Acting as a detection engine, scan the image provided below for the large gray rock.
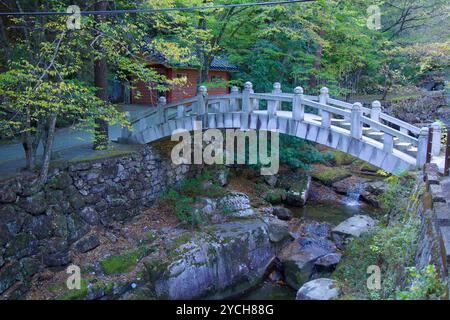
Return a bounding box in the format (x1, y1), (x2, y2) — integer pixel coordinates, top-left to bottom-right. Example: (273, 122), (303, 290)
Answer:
(272, 206), (293, 221)
(278, 173), (311, 207)
(261, 215), (291, 243)
(314, 253), (342, 272)
(296, 278), (340, 300)
(280, 236), (336, 290)
(147, 219), (276, 300)
(331, 215), (377, 248)
(217, 193), (256, 218)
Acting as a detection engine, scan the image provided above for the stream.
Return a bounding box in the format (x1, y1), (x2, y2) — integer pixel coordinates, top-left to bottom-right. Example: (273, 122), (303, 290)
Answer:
(240, 197), (372, 300)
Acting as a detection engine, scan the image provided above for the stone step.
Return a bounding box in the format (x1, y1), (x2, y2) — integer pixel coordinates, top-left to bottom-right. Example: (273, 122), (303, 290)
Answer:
(395, 142), (412, 152)
(405, 147), (418, 157)
(434, 202), (450, 226)
(366, 131), (384, 142)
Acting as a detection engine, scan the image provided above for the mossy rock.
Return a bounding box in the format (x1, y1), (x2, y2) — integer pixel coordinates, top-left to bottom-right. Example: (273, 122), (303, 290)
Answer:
(311, 165), (351, 186)
(333, 151), (355, 166)
(100, 246), (149, 275)
(265, 189), (286, 204)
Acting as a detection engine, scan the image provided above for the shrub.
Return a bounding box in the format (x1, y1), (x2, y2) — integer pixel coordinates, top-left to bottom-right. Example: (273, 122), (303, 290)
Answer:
(397, 265), (447, 300)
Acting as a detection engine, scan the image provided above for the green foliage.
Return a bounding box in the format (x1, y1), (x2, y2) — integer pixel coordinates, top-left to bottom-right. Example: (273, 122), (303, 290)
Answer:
(265, 189), (286, 204)
(334, 174), (427, 300)
(100, 247), (149, 275)
(397, 265), (447, 300)
(279, 135), (331, 169)
(333, 151), (355, 166)
(160, 170), (228, 227)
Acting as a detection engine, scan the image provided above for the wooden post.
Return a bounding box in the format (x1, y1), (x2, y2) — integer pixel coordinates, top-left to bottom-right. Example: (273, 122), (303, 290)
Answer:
(431, 121), (441, 157)
(351, 102), (363, 139)
(230, 86), (239, 112)
(196, 86), (207, 115)
(371, 101), (381, 122)
(242, 81), (252, 113)
(268, 82), (281, 116)
(417, 127), (429, 168)
(319, 87), (331, 128)
(292, 86), (304, 121)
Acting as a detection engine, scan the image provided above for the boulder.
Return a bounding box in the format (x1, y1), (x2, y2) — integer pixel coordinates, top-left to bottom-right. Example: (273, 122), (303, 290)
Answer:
(264, 175), (278, 187)
(331, 215), (377, 248)
(272, 206), (293, 221)
(217, 193), (255, 218)
(76, 235), (100, 253)
(148, 219), (276, 300)
(262, 216), (291, 243)
(18, 192), (47, 215)
(332, 176), (367, 195)
(278, 173), (311, 207)
(314, 253), (342, 272)
(280, 236), (336, 290)
(79, 207), (100, 225)
(296, 278), (340, 300)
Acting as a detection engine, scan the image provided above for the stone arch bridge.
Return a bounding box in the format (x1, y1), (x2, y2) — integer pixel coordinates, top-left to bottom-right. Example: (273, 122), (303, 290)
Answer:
(120, 82), (443, 175)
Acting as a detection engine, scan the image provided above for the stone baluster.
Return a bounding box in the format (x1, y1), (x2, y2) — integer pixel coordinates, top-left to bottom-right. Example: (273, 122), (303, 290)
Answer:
(383, 133), (394, 153)
(319, 87), (331, 128)
(196, 86), (207, 115)
(371, 101), (381, 122)
(431, 121), (442, 157)
(292, 86), (304, 121)
(242, 82), (253, 113)
(230, 86), (239, 112)
(351, 102), (363, 139)
(176, 104), (185, 119)
(268, 82), (281, 116)
(417, 127), (429, 168)
(157, 96), (166, 124)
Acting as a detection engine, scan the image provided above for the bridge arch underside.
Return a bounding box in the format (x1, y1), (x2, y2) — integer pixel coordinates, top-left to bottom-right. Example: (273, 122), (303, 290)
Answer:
(130, 111), (417, 175)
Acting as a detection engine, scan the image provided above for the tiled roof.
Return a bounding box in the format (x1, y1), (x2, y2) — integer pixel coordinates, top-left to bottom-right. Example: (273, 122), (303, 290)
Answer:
(142, 37), (239, 72)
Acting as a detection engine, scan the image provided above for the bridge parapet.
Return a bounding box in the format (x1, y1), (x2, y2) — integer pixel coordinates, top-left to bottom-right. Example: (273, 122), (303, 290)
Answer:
(121, 82), (442, 174)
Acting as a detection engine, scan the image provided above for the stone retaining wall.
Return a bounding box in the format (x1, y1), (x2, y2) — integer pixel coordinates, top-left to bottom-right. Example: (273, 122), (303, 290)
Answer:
(415, 163), (450, 298)
(0, 143), (196, 299)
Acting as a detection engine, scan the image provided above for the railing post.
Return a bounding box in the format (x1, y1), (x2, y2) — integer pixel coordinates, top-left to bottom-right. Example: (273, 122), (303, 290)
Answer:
(371, 101), (381, 122)
(176, 104), (185, 119)
(292, 86), (304, 121)
(157, 96), (166, 124)
(230, 86), (239, 112)
(417, 127), (429, 168)
(196, 86), (207, 115)
(444, 126), (450, 176)
(242, 81), (253, 113)
(431, 121), (442, 157)
(383, 134), (394, 154)
(268, 82), (281, 116)
(319, 87), (331, 128)
(351, 102), (363, 139)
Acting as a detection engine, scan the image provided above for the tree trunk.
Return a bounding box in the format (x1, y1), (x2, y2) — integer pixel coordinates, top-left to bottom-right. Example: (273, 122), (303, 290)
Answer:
(39, 114), (56, 184)
(309, 30), (325, 89)
(93, 0), (109, 150)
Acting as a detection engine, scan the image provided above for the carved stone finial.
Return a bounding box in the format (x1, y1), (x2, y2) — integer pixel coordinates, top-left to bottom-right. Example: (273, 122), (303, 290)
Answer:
(320, 87), (329, 95)
(352, 102), (362, 110)
(158, 96), (167, 104)
(198, 86), (207, 95)
(244, 81), (253, 91)
(273, 82), (281, 90)
(372, 100), (381, 109)
(231, 86), (239, 93)
(294, 86), (304, 95)
(420, 127), (429, 136)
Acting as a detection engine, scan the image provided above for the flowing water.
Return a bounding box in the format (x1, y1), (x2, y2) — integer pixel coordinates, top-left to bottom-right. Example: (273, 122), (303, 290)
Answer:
(240, 195), (371, 300)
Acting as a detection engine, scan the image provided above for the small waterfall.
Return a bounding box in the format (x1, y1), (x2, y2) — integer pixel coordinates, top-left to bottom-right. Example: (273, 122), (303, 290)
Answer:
(344, 183), (364, 207)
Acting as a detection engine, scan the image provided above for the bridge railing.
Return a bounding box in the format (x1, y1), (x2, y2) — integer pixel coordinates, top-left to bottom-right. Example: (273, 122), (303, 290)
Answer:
(125, 81), (439, 168)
